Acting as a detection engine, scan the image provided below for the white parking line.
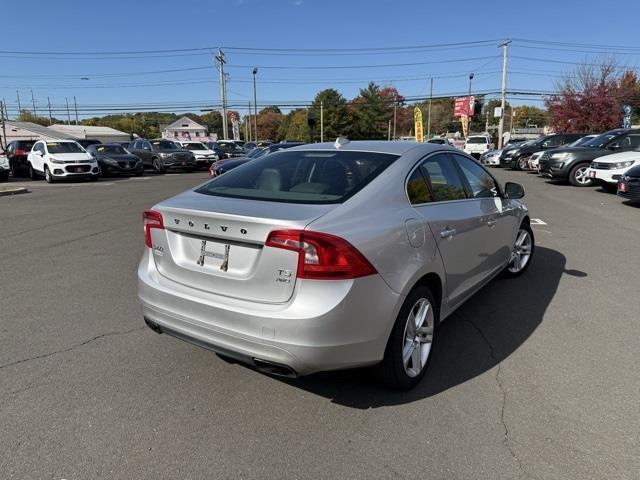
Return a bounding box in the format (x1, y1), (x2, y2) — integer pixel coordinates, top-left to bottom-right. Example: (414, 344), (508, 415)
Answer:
(530, 218), (547, 225)
(128, 177), (152, 181)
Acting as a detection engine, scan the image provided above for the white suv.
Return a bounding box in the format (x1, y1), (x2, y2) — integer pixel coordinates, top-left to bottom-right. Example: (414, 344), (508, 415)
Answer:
(27, 140), (99, 183)
(179, 141), (218, 169)
(0, 149), (9, 181)
(464, 135), (494, 159)
(586, 151), (640, 186)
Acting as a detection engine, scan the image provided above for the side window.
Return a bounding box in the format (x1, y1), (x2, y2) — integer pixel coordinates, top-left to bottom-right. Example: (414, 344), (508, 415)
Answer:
(453, 155), (499, 198)
(142, 142), (151, 150)
(616, 135), (632, 148)
(406, 168), (433, 205)
(542, 136), (562, 148)
(419, 154), (467, 202)
(627, 134), (640, 148)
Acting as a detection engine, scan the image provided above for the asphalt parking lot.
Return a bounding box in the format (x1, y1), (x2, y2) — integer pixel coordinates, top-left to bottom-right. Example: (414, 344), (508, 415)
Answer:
(1, 169), (638, 480)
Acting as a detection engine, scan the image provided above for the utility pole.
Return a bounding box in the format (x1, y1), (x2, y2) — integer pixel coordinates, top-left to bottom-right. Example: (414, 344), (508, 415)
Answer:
(427, 77), (433, 138)
(1, 100), (7, 150)
(216, 50), (228, 140)
(510, 106), (515, 133)
(47, 97), (53, 124)
(387, 119), (392, 141)
(31, 90), (37, 117)
(247, 102), (252, 141)
(16, 91), (21, 114)
(65, 97), (71, 125)
(73, 96), (79, 125)
(498, 39), (511, 149)
(252, 67), (258, 142)
(2, 98), (8, 121)
(392, 96), (397, 140)
(320, 101), (324, 142)
(485, 103), (489, 134)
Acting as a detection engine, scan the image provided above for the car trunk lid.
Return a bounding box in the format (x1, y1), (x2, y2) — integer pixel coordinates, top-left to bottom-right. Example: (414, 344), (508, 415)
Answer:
(151, 191), (334, 303)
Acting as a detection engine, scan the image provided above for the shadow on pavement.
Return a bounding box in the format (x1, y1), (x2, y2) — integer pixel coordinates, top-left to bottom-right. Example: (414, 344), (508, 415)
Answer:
(272, 246), (578, 409)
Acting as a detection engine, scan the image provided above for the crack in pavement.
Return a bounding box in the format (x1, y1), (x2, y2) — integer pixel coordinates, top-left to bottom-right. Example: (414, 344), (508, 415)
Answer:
(0, 327), (145, 371)
(463, 316), (537, 480)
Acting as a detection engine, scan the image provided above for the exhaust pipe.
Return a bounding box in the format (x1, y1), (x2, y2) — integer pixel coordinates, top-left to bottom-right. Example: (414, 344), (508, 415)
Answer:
(253, 359), (297, 378)
(144, 317), (163, 334)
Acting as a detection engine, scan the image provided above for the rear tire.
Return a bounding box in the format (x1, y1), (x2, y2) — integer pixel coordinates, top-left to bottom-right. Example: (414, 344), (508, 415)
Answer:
(569, 162), (593, 187)
(0, 170), (8, 182)
(376, 285), (437, 390)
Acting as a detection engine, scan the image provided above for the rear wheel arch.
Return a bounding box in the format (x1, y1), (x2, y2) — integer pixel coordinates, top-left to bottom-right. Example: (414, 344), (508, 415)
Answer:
(413, 272), (442, 322)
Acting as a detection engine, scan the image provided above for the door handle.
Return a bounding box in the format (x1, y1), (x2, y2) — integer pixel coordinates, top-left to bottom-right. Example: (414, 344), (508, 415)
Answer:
(440, 227), (457, 239)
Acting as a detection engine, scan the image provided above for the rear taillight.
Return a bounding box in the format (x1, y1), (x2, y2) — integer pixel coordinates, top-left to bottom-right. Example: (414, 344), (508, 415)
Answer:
(265, 230), (377, 280)
(143, 210), (164, 248)
(14, 149), (27, 156)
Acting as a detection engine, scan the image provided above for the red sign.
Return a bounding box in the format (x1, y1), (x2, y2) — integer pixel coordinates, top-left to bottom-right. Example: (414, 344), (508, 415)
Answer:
(454, 96), (475, 117)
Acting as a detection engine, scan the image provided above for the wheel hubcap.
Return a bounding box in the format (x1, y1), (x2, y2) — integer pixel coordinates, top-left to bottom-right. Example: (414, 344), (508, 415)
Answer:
(402, 298), (434, 377)
(575, 167), (591, 184)
(508, 229), (532, 273)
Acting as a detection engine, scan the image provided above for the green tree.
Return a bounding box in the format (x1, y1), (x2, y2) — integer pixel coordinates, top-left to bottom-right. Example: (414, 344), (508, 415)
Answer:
(17, 110), (53, 126)
(310, 89), (349, 141)
(278, 108), (308, 141)
(348, 83), (392, 140)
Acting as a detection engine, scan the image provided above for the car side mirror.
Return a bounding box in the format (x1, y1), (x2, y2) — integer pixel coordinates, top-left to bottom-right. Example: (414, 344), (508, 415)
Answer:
(609, 142), (620, 150)
(504, 182), (525, 199)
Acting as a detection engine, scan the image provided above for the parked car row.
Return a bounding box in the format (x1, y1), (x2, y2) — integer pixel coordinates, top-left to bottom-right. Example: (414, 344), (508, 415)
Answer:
(480, 128), (640, 205)
(0, 138), (251, 183)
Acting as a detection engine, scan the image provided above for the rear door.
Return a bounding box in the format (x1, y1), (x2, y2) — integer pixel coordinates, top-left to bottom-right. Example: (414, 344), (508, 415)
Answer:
(409, 153), (490, 307)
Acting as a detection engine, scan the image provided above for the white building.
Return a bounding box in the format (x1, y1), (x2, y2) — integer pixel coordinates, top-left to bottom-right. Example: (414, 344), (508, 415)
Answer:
(162, 116), (210, 141)
(1, 121), (63, 144)
(48, 124), (130, 143)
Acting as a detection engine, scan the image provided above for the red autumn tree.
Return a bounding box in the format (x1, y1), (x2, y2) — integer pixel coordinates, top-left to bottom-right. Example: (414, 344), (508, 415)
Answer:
(545, 61), (620, 132)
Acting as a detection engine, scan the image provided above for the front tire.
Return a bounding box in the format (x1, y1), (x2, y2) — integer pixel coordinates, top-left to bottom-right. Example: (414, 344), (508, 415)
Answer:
(376, 285), (437, 390)
(517, 156), (530, 171)
(152, 158), (164, 174)
(569, 163), (593, 187)
(502, 223), (534, 278)
(44, 166), (55, 184)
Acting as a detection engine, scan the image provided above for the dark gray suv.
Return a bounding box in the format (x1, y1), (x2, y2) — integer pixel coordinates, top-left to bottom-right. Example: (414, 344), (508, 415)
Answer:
(128, 139), (196, 173)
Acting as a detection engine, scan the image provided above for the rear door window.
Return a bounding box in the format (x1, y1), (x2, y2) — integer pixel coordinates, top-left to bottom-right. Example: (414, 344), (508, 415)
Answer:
(197, 150), (398, 204)
(406, 168), (433, 205)
(418, 154), (467, 202)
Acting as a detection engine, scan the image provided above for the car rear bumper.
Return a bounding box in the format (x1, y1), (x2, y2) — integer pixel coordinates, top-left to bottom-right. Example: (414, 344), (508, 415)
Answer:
(138, 250), (402, 375)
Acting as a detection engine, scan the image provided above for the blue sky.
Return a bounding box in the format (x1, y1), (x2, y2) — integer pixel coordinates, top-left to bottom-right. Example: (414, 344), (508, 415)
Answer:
(3, 0), (640, 118)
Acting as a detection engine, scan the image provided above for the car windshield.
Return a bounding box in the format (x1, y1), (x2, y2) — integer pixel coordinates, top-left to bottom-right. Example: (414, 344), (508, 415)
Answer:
(96, 145), (127, 155)
(152, 140), (178, 150)
(184, 143), (207, 150)
(582, 133), (618, 148)
(197, 150), (398, 204)
(246, 148), (267, 158)
(46, 142), (84, 154)
(219, 143), (244, 152)
(567, 136), (594, 147)
(466, 137), (487, 144)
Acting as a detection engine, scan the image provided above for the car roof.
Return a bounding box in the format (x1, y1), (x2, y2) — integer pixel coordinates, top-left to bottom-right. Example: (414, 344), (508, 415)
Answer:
(288, 140), (445, 156)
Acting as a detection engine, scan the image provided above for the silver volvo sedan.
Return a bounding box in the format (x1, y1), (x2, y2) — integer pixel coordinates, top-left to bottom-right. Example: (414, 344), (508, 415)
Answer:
(139, 140), (534, 389)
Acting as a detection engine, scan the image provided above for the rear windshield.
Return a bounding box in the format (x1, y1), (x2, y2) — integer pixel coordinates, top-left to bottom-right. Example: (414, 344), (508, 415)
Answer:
(196, 150), (399, 204)
(47, 142), (84, 154)
(466, 137), (488, 144)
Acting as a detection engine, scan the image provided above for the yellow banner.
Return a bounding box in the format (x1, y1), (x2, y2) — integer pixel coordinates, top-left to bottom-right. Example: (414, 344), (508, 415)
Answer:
(414, 107), (424, 142)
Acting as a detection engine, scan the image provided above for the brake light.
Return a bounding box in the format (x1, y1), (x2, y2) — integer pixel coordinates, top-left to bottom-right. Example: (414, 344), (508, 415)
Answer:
(14, 149), (27, 156)
(265, 230), (377, 280)
(143, 210), (164, 248)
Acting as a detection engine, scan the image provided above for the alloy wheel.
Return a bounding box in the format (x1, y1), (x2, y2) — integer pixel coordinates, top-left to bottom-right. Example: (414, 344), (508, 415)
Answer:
(402, 298), (434, 378)
(508, 228), (533, 273)
(573, 166), (592, 185)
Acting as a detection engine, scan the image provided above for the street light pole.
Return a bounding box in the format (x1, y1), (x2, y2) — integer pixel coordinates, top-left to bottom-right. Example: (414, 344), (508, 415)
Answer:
(252, 68), (258, 143)
(216, 50), (228, 140)
(498, 39), (511, 149)
(427, 77), (433, 138)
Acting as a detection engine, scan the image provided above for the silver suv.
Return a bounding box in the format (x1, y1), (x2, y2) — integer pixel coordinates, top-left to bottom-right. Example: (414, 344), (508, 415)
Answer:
(138, 140), (533, 389)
